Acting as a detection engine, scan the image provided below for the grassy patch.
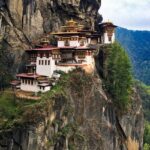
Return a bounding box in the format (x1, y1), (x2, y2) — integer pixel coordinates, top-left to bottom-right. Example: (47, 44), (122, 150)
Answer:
(0, 90), (39, 129)
(0, 91), (21, 128)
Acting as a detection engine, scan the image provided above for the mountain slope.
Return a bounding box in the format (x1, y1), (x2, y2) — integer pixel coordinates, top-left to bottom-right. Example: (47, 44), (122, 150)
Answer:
(116, 27), (150, 85)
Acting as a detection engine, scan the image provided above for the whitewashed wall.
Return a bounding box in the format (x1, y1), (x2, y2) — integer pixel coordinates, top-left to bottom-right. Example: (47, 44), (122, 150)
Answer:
(56, 65), (76, 73)
(58, 41), (65, 47)
(36, 56), (56, 77)
(39, 86), (51, 93)
(70, 40), (79, 46)
(20, 79), (39, 92)
(103, 32), (115, 44)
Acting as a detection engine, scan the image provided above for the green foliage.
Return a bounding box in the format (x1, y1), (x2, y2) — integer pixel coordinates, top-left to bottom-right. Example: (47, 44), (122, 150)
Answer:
(135, 81), (150, 121)
(135, 81), (150, 148)
(0, 91), (21, 128)
(116, 28), (150, 85)
(0, 42), (14, 89)
(144, 143), (150, 150)
(0, 90), (39, 129)
(144, 122), (150, 144)
(105, 42), (133, 110)
(144, 122), (150, 149)
(0, 92), (19, 118)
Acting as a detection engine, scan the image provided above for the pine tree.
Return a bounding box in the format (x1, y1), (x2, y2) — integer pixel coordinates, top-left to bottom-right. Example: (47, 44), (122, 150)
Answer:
(105, 42), (133, 110)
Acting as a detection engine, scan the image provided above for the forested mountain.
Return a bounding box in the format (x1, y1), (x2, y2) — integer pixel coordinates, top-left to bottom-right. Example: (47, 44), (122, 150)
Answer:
(116, 28), (150, 85)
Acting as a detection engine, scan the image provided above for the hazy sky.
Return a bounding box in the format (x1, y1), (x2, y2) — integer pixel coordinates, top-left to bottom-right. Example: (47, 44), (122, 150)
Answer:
(99, 0), (150, 31)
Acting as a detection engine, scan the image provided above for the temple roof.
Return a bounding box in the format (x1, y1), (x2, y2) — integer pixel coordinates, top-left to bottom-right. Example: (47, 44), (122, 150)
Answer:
(99, 22), (117, 28)
(10, 80), (21, 86)
(26, 46), (58, 52)
(59, 46), (96, 50)
(59, 46), (76, 49)
(16, 73), (41, 79)
(75, 47), (95, 50)
(38, 83), (50, 87)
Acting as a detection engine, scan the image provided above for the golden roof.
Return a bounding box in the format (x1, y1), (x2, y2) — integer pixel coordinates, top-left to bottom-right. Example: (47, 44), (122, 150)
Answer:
(52, 19), (85, 34)
(66, 19), (78, 27)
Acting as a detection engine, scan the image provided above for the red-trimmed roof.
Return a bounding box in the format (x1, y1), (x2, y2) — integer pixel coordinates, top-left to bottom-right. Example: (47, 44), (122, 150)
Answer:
(26, 45), (58, 51)
(59, 46), (95, 50)
(75, 47), (95, 50)
(57, 63), (88, 67)
(99, 22), (117, 28)
(59, 46), (76, 49)
(10, 80), (21, 86)
(16, 73), (40, 79)
(38, 83), (50, 87)
(76, 47), (89, 49)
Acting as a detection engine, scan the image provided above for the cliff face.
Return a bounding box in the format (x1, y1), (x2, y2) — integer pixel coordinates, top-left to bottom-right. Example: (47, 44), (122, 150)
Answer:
(0, 70), (144, 150)
(0, 0), (101, 41)
(0, 0), (101, 74)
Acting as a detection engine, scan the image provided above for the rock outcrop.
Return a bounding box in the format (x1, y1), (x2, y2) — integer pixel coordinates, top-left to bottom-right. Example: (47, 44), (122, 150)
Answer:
(0, 69), (144, 150)
(0, 0), (101, 42)
(0, 0), (101, 75)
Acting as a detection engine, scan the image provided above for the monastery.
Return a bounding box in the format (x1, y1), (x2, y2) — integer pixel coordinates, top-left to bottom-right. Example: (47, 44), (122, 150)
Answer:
(10, 20), (117, 93)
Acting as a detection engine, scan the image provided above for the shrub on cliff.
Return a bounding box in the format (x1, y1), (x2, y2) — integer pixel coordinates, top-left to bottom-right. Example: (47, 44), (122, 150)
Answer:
(144, 122), (150, 149)
(0, 42), (13, 90)
(105, 42), (133, 110)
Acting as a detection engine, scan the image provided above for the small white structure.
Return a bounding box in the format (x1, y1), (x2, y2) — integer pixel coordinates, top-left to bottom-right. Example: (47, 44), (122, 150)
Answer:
(99, 22), (117, 44)
(16, 73), (51, 93)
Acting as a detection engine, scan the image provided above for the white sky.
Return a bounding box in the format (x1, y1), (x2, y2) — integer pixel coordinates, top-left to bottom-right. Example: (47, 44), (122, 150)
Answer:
(99, 0), (150, 31)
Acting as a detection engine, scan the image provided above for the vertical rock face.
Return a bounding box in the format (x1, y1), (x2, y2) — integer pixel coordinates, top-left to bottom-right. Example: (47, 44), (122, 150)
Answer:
(0, 0), (101, 41)
(0, 70), (144, 150)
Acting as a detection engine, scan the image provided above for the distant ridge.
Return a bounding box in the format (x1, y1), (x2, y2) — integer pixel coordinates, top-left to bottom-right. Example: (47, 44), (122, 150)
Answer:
(116, 27), (150, 85)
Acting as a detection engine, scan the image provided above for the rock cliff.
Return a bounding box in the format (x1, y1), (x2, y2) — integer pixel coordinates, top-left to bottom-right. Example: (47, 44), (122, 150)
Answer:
(0, 0), (101, 74)
(0, 0), (101, 42)
(0, 69), (144, 150)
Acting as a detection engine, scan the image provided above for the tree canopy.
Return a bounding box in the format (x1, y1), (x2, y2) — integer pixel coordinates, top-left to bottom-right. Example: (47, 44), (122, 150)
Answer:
(105, 42), (133, 110)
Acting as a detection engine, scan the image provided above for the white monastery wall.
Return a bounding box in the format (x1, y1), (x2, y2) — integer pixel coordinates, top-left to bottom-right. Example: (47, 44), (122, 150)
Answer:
(103, 32), (115, 44)
(56, 65), (76, 73)
(36, 56), (56, 77)
(85, 55), (95, 65)
(70, 40), (79, 47)
(40, 86), (51, 93)
(20, 80), (39, 92)
(58, 41), (65, 47)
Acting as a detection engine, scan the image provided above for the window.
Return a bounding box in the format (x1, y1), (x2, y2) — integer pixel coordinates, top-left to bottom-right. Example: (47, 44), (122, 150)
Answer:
(64, 40), (70, 46)
(48, 60), (50, 65)
(80, 40), (85, 46)
(25, 79), (27, 84)
(31, 80), (33, 85)
(77, 52), (85, 59)
(108, 36), (112, 42)
(45, 60), (47, 65)
(39, 60), (41, 65)
(42, 60), (44, 65)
